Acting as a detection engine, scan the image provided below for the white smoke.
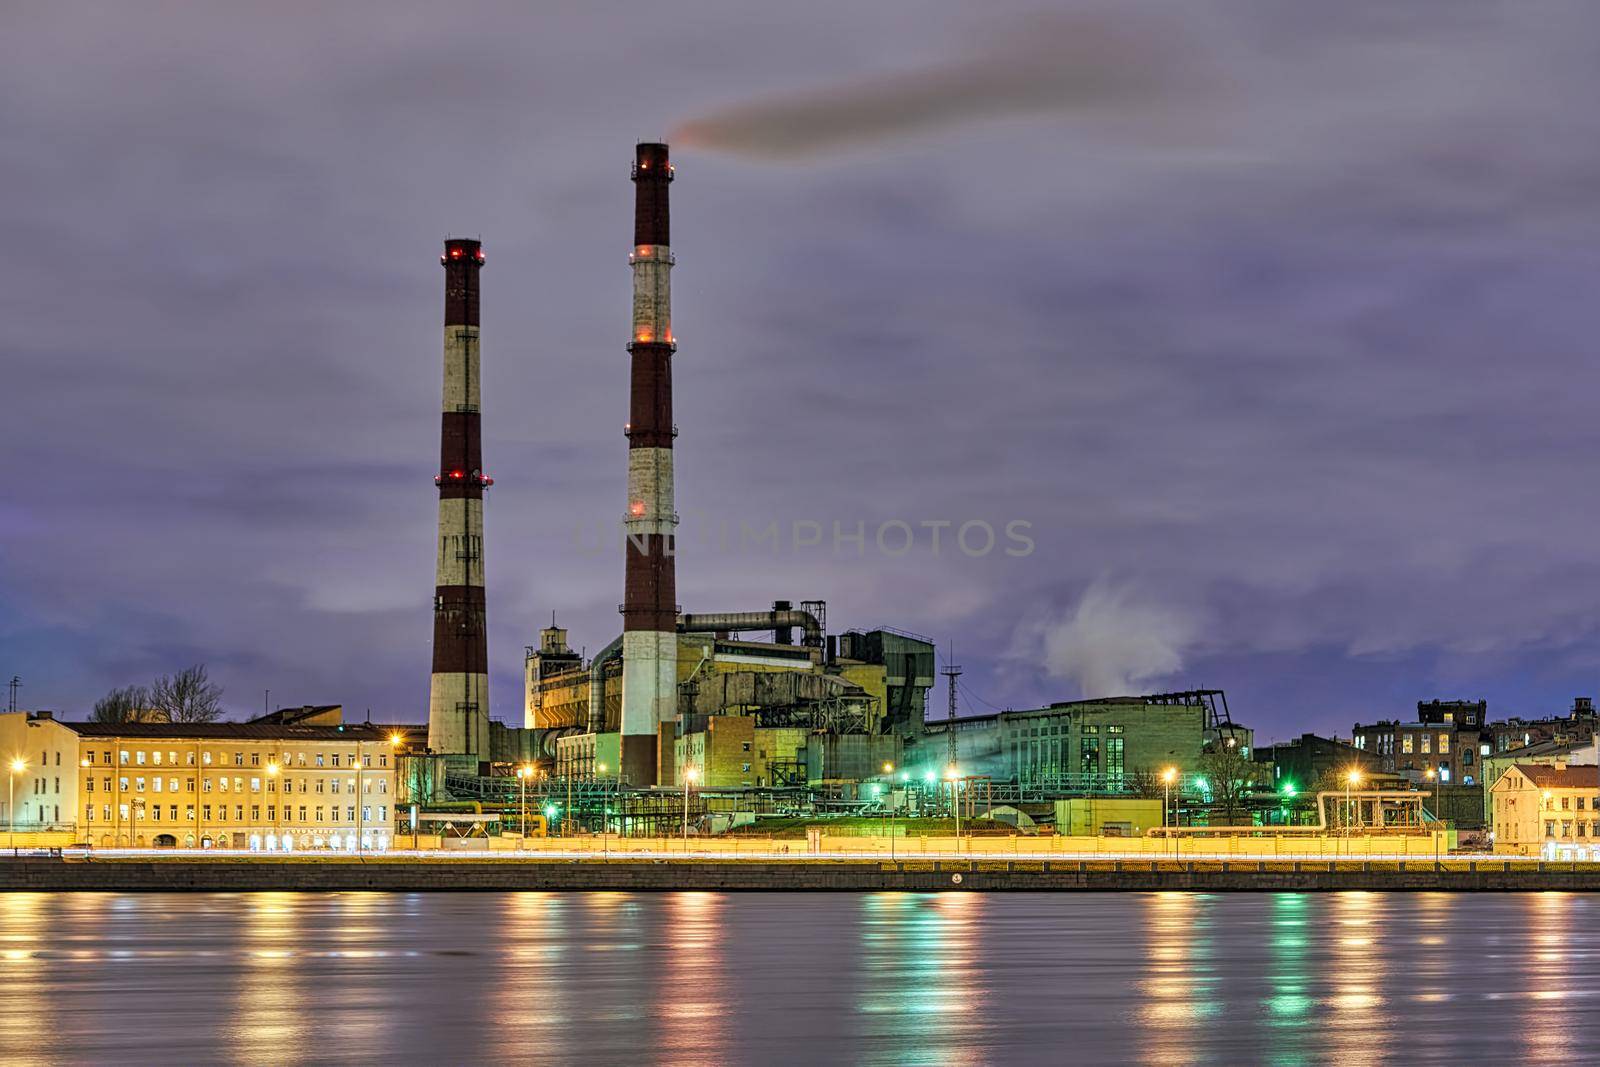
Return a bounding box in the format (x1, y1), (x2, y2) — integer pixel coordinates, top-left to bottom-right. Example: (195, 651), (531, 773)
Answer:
(1029, 579), (1199, 698)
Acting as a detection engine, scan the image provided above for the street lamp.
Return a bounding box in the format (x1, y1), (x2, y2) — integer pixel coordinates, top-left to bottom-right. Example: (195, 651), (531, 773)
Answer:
(265, 761), (280, 849)
(1345, 767), (1364, 838)
(8, 757), (25, 854)
(80, 757), (93, 850)
(516, 764), (533, 840)
(683, 766), (699, 848)
(1161, 767), (1178, 833)
(352, 754), (364, 854)
(945, 765), (961, 844)
(1424, 766), (1439, 864)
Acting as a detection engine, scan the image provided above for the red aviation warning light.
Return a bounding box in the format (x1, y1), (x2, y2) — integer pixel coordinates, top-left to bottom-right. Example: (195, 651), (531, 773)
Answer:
(629, 501), (646, 517)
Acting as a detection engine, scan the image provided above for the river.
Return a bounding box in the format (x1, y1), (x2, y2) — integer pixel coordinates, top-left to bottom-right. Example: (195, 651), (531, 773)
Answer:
(0, 891), (1587, 1065)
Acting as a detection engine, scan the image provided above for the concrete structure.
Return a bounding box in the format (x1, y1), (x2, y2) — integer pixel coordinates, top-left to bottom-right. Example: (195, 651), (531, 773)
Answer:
(0, 710), (399, 850)
(1054, 797), (1163, 837)
(430, 237), (492, 761)
(619, 142), (678, 787)
(1491, 762), (1600, 858)
(671, 714), (809, 789)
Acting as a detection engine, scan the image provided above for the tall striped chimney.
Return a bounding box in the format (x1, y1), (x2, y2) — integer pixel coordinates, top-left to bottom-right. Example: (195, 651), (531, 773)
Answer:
(429, 238), (492, 760)
(620, 143), (678, 786)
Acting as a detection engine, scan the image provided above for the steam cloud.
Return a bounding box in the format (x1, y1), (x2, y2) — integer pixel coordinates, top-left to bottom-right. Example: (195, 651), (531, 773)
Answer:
(671, 11), (1210, 159)
(1030, 579), (1198, 699)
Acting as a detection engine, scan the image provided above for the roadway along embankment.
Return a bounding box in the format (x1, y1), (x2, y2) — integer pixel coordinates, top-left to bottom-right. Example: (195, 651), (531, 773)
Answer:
(3, 857), (1600, 892)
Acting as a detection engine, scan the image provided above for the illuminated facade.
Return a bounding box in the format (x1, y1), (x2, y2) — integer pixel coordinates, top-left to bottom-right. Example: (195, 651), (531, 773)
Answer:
(1490, 762), (1600, 857)
(0, 712), (399, 849)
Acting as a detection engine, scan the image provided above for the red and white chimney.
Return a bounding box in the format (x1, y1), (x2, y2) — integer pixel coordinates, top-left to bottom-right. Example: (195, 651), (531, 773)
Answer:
(620, 143), (678, 785)
(429, 238), (492, 760)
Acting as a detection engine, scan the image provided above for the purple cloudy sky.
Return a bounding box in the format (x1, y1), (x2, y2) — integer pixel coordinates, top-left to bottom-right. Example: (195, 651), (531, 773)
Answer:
(3, 1), (1598, 741)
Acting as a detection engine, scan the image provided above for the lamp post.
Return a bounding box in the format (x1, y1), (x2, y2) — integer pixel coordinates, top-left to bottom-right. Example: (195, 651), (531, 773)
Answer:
(945, 765), (961, 849)
(80, 757), (93, 851)
(1161, 767), (1178, 859)
(265, 761), (280, 849)
(353, 749), (365, 855)
(1424, 766), (1439, 865)
(516, 764), (532, 843)
(882, 762), (896, 858)
(1345, 767), (1364, 857)
(683, 766), (699, 850)
(9, 757), (25, 854)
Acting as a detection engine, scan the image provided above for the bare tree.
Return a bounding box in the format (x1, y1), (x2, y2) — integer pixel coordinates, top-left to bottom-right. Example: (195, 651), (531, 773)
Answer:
(150, 665), (223, 723)
(92, 685), (151, 723)
(1197, 743), (1262, 826)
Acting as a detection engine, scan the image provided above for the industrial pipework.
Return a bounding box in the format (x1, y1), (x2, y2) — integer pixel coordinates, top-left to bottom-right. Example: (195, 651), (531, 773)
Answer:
(429, 238), (492, 760)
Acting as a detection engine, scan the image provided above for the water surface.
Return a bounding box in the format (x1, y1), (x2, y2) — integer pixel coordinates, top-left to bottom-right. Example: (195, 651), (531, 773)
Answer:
(0, 891), (1588, 1065)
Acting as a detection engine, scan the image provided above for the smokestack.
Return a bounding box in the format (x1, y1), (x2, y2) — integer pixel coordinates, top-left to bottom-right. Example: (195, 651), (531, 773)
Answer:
(429, 238), (492, 761)
(619, 143), (678, 786)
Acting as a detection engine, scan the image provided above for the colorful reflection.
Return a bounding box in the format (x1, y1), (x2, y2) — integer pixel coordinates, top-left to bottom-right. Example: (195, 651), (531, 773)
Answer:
(231, 892), (304, 1064)
(857, 892), (989, 1066)
(1263, 892), (1312, 1065)
(1326, 892), (1391, 1067)
(656, 891), (731, 1067)
(1137, 891), (1220, 1063)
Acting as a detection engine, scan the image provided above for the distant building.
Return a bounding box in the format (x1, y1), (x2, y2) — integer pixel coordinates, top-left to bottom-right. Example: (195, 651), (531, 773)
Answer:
(1490, 762), (1600, 858)
(1483, 698), (1597, 755)
(1254, 733), (1373, 792)
(1351, 699), (1485, 785)
(912, 692), (1224, 790)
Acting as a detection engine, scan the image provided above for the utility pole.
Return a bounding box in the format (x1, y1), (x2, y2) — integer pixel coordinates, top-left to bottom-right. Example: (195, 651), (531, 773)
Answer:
(8, 677), (19, 715)
(941, 649), (962, 832)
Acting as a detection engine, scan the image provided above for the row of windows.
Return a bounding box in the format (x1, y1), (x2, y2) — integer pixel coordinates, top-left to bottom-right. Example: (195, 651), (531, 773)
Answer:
(87, 750), (390, 769)
(1547, 821), (1599, 839)
(87, 776), (387, 796)
(91, 803), (390, 824)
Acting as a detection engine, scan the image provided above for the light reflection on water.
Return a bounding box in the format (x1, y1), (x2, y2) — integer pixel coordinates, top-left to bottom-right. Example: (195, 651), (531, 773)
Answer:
(0, 892), (1593, 1064)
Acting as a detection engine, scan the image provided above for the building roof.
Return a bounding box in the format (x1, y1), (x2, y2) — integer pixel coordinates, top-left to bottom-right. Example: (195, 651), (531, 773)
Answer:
(1504, 763), (1599, 790)
(1492, 738), (1592, 761)
(65, 721), (389, 742)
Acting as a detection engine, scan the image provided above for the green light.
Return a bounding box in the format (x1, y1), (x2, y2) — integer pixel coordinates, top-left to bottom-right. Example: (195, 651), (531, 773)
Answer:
(870, 784), (882, 797)
(1281, 782), (1297, 798)
(924, 771), (936, 783)
(543, 804), (558, 819)
(1194, 777), (1209, 791)
(899, 772), (909, 782)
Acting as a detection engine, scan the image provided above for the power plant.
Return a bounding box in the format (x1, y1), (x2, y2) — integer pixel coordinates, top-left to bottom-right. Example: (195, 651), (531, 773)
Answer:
(402, 143), (1244, 835)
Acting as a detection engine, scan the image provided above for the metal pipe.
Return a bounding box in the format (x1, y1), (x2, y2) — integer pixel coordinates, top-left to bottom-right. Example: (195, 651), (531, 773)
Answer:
(678, 610), (823, 648)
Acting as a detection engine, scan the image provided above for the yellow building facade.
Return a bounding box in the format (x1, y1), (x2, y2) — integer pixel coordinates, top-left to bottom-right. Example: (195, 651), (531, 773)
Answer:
(0, 713), (400, 850)
(1490, 762), (1600, 857)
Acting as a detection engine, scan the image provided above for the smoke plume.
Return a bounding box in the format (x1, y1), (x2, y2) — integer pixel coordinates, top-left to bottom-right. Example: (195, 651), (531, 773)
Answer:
(1030, 579), (1198, 699)
(670, 10), (1211, 159)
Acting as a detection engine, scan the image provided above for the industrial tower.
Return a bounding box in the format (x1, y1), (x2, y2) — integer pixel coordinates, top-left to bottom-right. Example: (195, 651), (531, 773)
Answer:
(429, 238), (493, 760)
(619, 143), (678, 786)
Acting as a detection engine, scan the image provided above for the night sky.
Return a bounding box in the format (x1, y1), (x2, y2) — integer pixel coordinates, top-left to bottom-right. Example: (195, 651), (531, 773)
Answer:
(4, 2), (1598, 742)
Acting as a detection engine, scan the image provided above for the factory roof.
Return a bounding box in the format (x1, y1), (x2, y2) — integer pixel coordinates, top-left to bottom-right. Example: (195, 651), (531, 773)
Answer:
(64, 721), (390, 742)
